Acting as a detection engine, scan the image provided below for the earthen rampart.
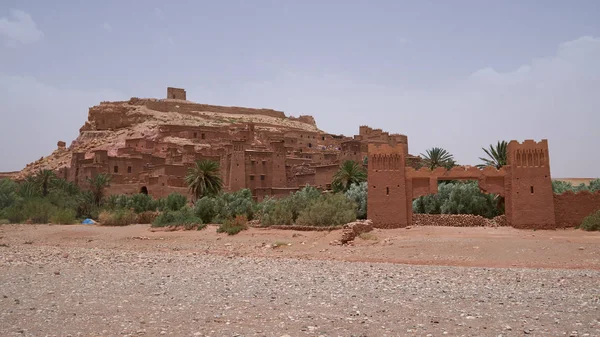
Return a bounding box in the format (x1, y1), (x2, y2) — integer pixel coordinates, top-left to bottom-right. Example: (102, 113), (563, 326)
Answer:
(554, 191), (600, 228)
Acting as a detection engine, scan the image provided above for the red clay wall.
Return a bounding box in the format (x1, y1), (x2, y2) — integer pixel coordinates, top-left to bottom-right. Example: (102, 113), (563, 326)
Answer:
(506, 140), (556, 229)
(367, 143), (409, 228)
(554, 191), (600, 228)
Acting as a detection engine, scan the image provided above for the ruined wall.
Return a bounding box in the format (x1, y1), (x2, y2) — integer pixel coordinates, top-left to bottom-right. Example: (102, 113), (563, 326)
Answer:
(106, 183), (189, 199)
(314, 164), (338, 189)
(554, 191), (600, 228)
(84, 102), (143, 131)
(167, 87), (186, 100)
(254, 187), (300, 201)
(506, 140), (556, 229)
(144, 100), (287, 119)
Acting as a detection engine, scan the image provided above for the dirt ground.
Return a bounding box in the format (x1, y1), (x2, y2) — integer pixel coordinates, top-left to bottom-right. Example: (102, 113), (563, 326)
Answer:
(1, 224), (600, 336)
(1, 224), (599, 270)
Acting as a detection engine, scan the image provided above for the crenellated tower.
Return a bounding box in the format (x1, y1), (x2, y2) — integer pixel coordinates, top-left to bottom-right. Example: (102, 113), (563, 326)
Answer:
(505, 139), (555, 228)
(367, 143), (409, 228)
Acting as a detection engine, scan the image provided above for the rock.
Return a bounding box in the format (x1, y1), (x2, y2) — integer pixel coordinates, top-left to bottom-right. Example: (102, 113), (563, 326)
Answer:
(339, 220), (374, 244)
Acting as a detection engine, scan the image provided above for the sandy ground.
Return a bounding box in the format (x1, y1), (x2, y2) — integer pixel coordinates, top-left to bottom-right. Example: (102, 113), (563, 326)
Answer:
(1, 224), (599, 269)
(1, 224), (599, 336)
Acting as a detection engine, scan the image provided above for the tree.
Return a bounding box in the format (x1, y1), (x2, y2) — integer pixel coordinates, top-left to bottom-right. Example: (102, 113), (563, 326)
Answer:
(34, 169), (56, 197)
(477, 141), (507, 169)
(87, 174), (111, 206)
(421, 147), (455, 170)
(332, 160), (367, 192)
(185, 160), (223, 201)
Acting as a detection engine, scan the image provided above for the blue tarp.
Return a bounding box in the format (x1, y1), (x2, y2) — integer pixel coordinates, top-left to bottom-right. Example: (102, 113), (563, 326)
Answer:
(81, 218), (95, 225)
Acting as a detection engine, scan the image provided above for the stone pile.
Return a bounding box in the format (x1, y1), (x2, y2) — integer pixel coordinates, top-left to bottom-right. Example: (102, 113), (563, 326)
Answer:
(412, 214), (507, 227)
(334, 219), (373, 245)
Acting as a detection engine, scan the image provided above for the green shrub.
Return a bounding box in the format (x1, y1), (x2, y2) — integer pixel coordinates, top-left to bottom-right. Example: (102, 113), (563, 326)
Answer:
(579, 210), (600, 231)
(130, 193), (156, 213)
(50, 208), (77, 224)
(221, 189), (256, 220)
(217, 215), (248, 235)
(260, 201), (294, 226)
(193, 189), (256, 223)
(412, 181), (502, 218)
(0, 178), (18, 210)
(99, 209), (137, 226)
(20, 198), (58, 224)
(194, 196), (217, 223)
(0, 219), (9, 225)
(162, 193), (187, 212)
(589, 179), (600, 192)
(296, 193), (357, 227)
(345, 182), (367, 219)
(152, 207), (204, 229)
(286, 186), (321, 222)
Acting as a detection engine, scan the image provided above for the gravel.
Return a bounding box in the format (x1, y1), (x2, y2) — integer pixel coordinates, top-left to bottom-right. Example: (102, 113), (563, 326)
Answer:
(1, 245), (599, 336)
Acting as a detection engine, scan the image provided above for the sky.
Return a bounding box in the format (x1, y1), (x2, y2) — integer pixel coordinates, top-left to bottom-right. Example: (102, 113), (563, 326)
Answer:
(0, 0), (599, 178)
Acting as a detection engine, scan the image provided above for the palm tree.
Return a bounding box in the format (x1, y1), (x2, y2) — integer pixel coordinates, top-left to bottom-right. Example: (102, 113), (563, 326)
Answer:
(185, 160), (223, 201)
(87, 174), (111, 206)
(477, 141), (507, 169)
(34, 169), (56, 197)
(421, 147), (455, 170)
(332, 160), (367, 192)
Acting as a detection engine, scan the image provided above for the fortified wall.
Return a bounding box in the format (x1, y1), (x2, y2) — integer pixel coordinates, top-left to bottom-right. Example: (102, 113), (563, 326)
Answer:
(367, 138), (597, 229)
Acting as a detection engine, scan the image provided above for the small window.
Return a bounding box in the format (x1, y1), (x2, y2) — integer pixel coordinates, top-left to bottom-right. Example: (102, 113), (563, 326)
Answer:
(260, 175), (265, 181)
(322, 136), (325, 141)
(308, 143), (312, 148)
(193, 132), (197, 138)
(250, 175), (255, 181)
(386, 187), (389, 195)
(201, 133), (205, 140)
(530, 186), (534, 194)
(127, 166), (132, 173)
(262, 160), (266, 165)
(113, 166), (118, 173)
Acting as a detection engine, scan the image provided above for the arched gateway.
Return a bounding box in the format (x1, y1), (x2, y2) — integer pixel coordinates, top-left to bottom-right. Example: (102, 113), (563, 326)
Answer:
(367, 140), (556, 229)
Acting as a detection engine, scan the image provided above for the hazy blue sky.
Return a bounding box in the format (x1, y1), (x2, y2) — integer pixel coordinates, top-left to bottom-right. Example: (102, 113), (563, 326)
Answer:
(1, 0), (599, 177)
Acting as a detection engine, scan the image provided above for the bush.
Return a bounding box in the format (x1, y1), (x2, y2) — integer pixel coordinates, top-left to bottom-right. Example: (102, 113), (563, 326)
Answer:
(137, 211), (160, 224)
(50, 208), (76, 225)
(553, 179), (600, 194)
(162, 193), (187, 212)
(296, 193), (357, 227)
(220, 189), (256, 220)
(217, 215), (248, 235)
(130, 193), (156, 213)
(152, 207), (204, 229)
(0, 178), (18, 210)
(193, 189), (256, 224)
(194, 196), (217, 223)
(99, 209), (137, 226)
(21, 198), (58, 224)
(579, 210), (600, 231)
(260, 199), (294, 226)
(412, 181), (502, 218)
(286, 186), (321, 222)
(589, 179), (600, 192)
(0, 219), (9, 225)
(345, 182), (367, 219)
